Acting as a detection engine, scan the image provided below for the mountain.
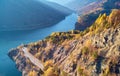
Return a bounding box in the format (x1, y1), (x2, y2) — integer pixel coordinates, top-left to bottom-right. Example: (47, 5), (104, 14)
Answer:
(75, 0), (120, 30)
(65, 0), (96, 11)
(47, 0), (96, 11)
(8, 9), (120, 76)
(0, 0), (72, 31)
(46, 0), (74, 5)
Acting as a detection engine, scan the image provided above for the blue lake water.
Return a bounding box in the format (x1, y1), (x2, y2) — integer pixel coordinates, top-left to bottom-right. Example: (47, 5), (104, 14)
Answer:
(0, 13), (77, 76)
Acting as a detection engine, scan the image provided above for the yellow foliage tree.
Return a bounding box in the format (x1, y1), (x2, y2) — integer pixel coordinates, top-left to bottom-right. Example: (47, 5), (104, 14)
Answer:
(44, 67), (58, 76)
(44, 60), (53, 70)
(28, 70), (37, 76)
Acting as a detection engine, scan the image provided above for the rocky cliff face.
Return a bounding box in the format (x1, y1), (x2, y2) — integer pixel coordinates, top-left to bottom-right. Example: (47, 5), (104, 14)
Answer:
(8, 9), (120, 76)
(75, 0), (120, 30)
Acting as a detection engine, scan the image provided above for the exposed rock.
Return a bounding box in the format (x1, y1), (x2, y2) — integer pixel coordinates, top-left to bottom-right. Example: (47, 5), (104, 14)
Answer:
(75, 0), (120, 30)
(8, 9), (120, 76)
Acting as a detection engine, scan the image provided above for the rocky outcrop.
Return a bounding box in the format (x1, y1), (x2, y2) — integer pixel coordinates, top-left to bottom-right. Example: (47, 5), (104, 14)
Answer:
(8, 47), (43, 76)
(8, 9), (120, 76)
(75, 0), (120, 30)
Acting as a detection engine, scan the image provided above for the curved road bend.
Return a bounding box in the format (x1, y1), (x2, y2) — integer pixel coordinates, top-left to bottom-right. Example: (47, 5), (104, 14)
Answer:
(22, 47), (44, 71)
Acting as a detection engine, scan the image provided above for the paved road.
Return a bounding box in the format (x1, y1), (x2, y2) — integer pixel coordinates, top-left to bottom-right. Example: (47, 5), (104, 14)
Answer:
(22, 47), (44, 71)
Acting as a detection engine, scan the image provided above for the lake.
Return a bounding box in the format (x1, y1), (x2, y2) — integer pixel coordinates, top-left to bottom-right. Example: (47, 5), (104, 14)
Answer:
(0, 13), (77, 76)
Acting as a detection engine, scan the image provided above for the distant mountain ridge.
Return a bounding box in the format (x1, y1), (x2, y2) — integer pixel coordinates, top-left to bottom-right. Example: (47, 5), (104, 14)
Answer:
(46, 0), (96, 11)
(66, 0), (96, 11)
(75, 0), (120, 30)
(0, 0), (72, 31)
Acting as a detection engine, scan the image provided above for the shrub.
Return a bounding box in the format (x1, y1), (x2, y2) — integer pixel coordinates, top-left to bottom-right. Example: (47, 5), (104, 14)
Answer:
(28, 70), (37, 76)
(44, 60), (53, 70)
(102, 66), (110, 76)
(85, 40), (92, 47)
(82, 27), (89, 35)
(35, 52), (41, 58)
(60, 71), (68, 76)
(77, 66), (87, 76)
(44, 67), (58, 76)
(77, 66), (83, 75)
(81, 47), (89, 55)
(79, 31), (84, 36)
(92, 51), (98, 60)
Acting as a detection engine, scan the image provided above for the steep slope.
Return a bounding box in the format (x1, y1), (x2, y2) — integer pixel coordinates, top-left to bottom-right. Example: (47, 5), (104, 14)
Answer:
(0, 0), (72, 31)
(47, 0), (96, 10)
(75, 0), (120, 30)
(9, 9), (120, 76)
(65, 0), (96, 11)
